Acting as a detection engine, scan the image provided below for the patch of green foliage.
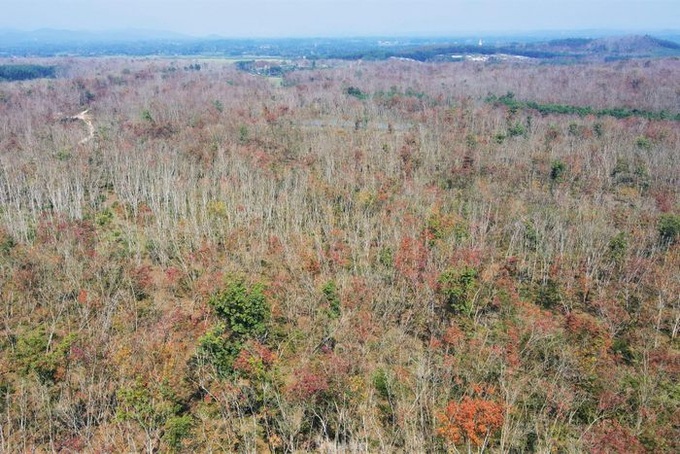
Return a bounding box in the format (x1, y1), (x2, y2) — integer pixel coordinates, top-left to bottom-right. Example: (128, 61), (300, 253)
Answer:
(635, 136), (653, 150)
(607, 232), (628, 265)
(374, 86), (428, 101)
(524, 221), (539, 251)
(196, 323), (242, 377)
(507, 122), (526, 137)
(197, 278), (271, 377)
(116, 378), (192, 452)
(372, 368), (391, 400)
(658, 213), (680, 245)
(346, 86), (368, 100)
(535, 278), (563, 309)
(0, 64), (56, 82)
(209, 278), (269, 338)
(13, 327), (75, 383)
(438, 266), (478, 316)
(0, 233), (15, 255)
(164, 415), (194, 451)
(487, 92), (680, 122)
(322, 280), (342, 319)
(550, 160), (566, 183)
(378, 246), (393, 268)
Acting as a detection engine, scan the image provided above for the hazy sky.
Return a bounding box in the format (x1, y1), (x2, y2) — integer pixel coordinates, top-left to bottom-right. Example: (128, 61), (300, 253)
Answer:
(3, 0), (679, 37)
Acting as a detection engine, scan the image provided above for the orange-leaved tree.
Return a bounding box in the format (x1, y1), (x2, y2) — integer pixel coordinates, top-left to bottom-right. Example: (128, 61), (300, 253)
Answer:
(437, 394), (504, 450)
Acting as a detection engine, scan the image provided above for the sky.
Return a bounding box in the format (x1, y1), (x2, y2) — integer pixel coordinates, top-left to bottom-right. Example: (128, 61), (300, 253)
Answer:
(2, 0), (679, 38)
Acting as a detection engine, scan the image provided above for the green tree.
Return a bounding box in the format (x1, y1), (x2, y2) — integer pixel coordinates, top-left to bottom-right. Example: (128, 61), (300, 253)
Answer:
(658, 214), (680, 245)
(322, 280), (341, 319)
(438, 267), (478, 316)
(209, 278), (270, 338)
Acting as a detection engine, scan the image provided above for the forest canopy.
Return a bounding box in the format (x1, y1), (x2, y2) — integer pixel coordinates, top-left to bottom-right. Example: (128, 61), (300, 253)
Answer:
(0, 55), (678, 453)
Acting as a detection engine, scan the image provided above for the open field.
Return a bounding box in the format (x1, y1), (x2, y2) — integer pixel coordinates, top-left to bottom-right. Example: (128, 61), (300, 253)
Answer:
(0, 56), (678, 452)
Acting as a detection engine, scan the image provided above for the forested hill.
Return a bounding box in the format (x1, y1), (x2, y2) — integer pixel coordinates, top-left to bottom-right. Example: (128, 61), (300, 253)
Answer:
(341, 35), (680, 62)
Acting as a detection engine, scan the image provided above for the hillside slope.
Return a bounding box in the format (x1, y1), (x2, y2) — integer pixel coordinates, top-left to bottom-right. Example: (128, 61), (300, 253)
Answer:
(0, 56), (678, 452)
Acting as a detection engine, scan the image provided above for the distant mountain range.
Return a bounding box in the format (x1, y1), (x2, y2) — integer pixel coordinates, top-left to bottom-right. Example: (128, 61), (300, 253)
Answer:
(0, 28), (192, 44)
(0, 28), (679, 60)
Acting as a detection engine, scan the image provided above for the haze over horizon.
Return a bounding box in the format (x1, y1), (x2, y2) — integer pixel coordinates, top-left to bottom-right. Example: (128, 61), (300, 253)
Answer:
(3, 0), (679, 38)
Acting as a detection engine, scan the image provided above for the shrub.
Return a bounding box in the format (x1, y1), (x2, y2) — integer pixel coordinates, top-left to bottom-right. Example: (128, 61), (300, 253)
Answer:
(322, 280), (341, 319)
(524, 221), (539, 251)
(593, 122), (604, 138)
(568, 122), (582, 137)
(141, 109), (154, 122)
(238, 125), (249, 144)
(372, 368), (396, 427)
(164, 415), (194, 452)
(116, 378), (190, 451)
(536, 278), (562, 309)
(196, 323), (241, 377)
(607, 232), (627, 265)
(507, 122), (526, 137)
(658, 214), (680, 245)
(550, 160), (566, 183)
(0, 230), (15, 254)
(493, 132), (506, 144)
(372, 368), (390, 400)
(438, 267), (478, 315)
(378, 246), (393, 267)
(13, 327), (75, 383)
(345, 86), (368, 100)
(635, 136), (652, 150)
(611, 157), (650, 190)
(198, 279), (271, 377)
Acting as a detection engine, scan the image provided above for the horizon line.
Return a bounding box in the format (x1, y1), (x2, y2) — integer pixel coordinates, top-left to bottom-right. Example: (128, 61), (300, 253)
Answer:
(2, 27), (680, 41)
